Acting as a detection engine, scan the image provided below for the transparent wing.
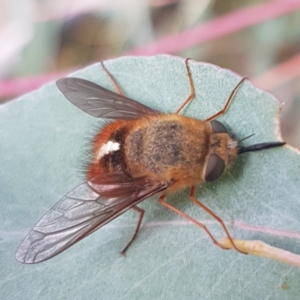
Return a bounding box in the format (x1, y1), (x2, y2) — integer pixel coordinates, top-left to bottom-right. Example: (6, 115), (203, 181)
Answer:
(16, 175), (169, 264)
(56, 78), (161, 120)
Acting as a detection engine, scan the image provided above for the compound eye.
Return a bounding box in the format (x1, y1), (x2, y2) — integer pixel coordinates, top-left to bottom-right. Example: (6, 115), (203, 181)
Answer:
(210, 120), (227, 133)
(205, 154), (225, 182)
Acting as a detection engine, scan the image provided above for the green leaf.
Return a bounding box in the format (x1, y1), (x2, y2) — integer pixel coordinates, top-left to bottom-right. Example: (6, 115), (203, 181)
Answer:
(1, 55), (300, 299)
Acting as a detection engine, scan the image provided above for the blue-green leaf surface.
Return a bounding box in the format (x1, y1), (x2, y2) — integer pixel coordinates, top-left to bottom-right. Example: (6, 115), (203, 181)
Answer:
(1, 55), (300, 300)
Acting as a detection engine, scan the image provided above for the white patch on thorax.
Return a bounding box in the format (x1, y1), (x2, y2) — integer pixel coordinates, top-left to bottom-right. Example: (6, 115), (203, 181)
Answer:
(96, 141), (120, 159)
(228, 140), (238, 149)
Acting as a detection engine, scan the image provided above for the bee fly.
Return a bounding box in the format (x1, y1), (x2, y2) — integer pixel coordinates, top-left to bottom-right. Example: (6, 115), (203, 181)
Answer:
(16, 58), (285, 263)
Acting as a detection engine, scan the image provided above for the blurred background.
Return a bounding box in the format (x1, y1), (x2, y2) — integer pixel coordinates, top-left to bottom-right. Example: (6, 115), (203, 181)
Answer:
(1, 0), (300, 148)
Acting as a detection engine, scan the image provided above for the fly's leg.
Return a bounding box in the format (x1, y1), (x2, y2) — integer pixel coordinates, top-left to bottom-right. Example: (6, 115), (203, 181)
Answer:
(101, 61), (125, 96)
(175, 58), (195, 114)
(158, 194), (230, 251)
(102, 58), (196, 108)
(175, 58), (247, 119)
(205, 77), (247, 121)
(120, 206), (145, 256)
(189, 186), (246, 254)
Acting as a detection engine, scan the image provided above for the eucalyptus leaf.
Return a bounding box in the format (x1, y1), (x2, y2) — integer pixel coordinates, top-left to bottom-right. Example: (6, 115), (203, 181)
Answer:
(1, 55), (300, 300)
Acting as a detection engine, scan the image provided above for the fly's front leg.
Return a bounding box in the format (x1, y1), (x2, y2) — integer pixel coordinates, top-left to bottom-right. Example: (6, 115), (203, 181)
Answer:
(205, 77), (247, 121)
(189, 186), (247, 254)
(158, 194), (230, 251)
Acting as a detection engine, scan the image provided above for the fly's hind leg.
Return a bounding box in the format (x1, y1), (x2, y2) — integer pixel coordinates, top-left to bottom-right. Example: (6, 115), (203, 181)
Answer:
(102, 58), (196, 108)
(120, 206), (145, 256)
(101, 61), (125, 96)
